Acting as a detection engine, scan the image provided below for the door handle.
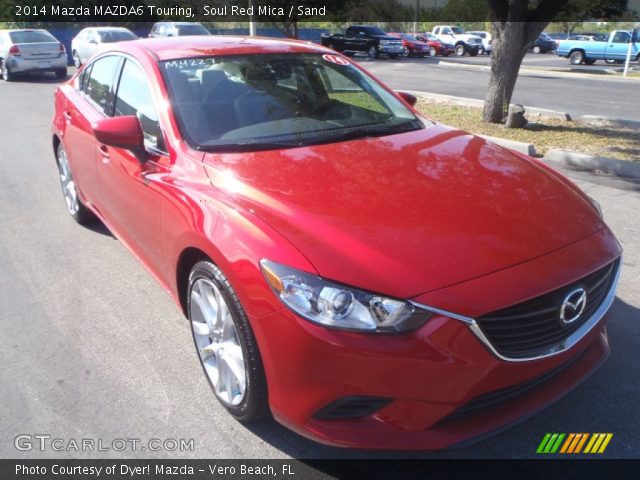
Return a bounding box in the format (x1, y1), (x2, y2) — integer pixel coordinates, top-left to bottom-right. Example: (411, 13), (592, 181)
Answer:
(63, 111), (72, 121)
(97, 144), (110, 163)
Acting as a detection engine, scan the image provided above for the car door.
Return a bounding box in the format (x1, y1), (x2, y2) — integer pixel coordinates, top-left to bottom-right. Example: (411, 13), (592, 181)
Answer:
(60, 56), (121, 210)
(606, 31), (631, 61)
(96, 57), (168, 269)
(344, 27), (360, 50)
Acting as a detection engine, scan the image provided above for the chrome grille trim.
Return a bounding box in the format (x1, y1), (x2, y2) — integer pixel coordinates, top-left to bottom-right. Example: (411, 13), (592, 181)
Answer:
(411, 258), (621, 363)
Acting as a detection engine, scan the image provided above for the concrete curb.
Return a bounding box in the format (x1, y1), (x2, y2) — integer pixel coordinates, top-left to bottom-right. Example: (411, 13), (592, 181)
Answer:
(436, 60), (640, 82)
(544, 149), (640, 180)
(479, 135), (538, 157)
(575, 115), (640, 130)
(409, 91), (572, 121)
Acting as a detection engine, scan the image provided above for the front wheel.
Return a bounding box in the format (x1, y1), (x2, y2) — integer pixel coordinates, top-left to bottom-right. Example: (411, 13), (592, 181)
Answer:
(454, 44), (465, 56)
(429, 46), (437, 57)
(0, 59), (14, 81)
(188, 261), (269, 422)
(569, 50), (584, 65)
(56, 143), (93, 224)
(477, 46), (485, 56)
(368, 45), (379, 59)
(402, 46), (411, 57)
(532, 45), (542, 54)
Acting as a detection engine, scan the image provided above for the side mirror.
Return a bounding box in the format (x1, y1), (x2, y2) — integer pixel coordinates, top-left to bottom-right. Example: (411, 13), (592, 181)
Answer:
(396, 91), (417, 107)
(92, 116), (146, 159)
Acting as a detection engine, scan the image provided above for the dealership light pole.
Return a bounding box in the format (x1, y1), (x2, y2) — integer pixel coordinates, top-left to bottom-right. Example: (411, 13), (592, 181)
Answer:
(413, 0), (421, 34)
(623, 28), (638, 78)
(249, 0), (257, 36)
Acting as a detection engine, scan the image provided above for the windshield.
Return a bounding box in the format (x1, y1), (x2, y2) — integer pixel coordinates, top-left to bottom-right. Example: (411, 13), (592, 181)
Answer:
(176, 24), (210, 36)
(451, 27), (465, 34)
(9, 30), (57, 44)
(99, 30), (137, 43)
(161, 53), (423, 151)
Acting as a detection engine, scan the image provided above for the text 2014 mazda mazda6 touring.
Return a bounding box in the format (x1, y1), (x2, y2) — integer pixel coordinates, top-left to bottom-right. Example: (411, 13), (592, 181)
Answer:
(51, 37), (621, 450)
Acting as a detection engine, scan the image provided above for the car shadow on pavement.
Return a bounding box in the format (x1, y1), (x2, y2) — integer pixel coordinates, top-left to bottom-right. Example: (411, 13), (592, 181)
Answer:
(82, 217), (115, 239)
(242, 296), (638, 460)
(6, 74), (67, 84)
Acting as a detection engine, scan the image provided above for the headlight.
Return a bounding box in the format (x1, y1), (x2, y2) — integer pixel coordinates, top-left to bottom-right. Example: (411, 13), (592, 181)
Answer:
(588, 195), (603, 218)
(260, 260), (431, 333)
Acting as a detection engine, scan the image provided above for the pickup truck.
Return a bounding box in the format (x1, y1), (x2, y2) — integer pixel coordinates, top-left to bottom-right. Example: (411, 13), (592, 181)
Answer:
(431, 25), (483, 56)
(321, 25), (403, 59)
(557, 30), (639, 65)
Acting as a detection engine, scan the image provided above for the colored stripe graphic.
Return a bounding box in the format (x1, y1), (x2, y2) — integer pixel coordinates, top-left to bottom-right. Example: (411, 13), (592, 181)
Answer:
(538, 433), (613, 454)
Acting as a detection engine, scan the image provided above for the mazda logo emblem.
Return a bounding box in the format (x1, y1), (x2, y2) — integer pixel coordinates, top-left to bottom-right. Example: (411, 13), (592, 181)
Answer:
(560, 288), (587, 324)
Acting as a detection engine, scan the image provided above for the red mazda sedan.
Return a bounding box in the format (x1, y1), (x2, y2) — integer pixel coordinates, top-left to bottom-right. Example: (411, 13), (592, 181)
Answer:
(52, 36), (621, 450)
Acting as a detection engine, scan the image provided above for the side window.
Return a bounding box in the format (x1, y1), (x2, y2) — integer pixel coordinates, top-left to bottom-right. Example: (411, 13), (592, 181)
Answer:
(612, 31), (630, 44)
(114, 59), (163, 150)
(158, 24), (167, 36)
(86, 56), (121, 115)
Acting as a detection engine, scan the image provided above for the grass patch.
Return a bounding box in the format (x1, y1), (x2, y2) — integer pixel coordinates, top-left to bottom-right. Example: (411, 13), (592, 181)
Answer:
(415, 99), (640, 162)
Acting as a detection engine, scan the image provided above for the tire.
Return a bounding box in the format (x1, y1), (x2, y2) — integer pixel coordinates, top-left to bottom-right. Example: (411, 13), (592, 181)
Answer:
(402, 46), (411, 57)
(532, 45), (542, 54)
(0, 59), (14, 81)
(73, 51), (81, 68)
(477, 46), (484, 56)
(429, 47), (437, 57)
(584, 59), (596, 65)
(368, 45), (379, 59)
(56, 143), (93, 224)
(455, 44), (465, 56)
(55, 68), (67, 79)
(188, 260), (269, 422)
(569, 50), (585, 65)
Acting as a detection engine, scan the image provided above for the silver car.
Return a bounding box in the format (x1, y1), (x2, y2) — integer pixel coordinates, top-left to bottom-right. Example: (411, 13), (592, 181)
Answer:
(71, 27), (138, 67)
(148, 22), (211, 38)
(0, 29), (67, 81)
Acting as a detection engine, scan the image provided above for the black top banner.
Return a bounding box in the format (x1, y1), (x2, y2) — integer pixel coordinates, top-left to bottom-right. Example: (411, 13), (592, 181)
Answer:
(0, 0), (638, 23)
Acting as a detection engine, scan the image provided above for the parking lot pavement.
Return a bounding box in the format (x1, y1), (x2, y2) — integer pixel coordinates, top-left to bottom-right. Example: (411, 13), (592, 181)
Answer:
(0, 76), (638, 460)
(359, 56), (640, 121)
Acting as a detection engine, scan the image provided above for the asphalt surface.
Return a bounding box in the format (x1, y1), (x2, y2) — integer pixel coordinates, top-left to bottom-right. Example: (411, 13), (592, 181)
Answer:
(359, 54), (640, 121)
(0, 72), (638, 461)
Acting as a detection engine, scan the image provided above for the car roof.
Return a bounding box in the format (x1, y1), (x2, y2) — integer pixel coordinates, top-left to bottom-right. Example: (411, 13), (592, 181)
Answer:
(121, 36), (328, 61)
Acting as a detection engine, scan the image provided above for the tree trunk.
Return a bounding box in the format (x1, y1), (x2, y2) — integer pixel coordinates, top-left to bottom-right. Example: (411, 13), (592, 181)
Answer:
(482, 21), (550, 124)
(482, 23), (529, 123)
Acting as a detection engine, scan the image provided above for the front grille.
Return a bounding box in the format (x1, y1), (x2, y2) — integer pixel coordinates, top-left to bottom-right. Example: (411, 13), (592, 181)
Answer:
(476, 259), (619, 359)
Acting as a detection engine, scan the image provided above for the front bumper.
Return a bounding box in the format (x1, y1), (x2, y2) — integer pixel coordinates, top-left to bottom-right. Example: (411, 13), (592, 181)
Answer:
(251, 229), (620, 450)
(6, 55), (67, 74)
(379, 45), (403, 56)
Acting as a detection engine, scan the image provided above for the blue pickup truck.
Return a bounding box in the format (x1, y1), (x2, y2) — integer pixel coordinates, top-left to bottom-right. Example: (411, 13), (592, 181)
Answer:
(557, 30), (639, 65)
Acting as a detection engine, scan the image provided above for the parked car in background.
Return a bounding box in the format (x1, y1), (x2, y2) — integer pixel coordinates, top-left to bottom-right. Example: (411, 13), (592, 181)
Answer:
(148, 22), (210, 38)
(557, 30), (639, 65)
(431, 25), (482, 56)
(51, 35), (621, 451)
(467, 30), (492, 55)
(547, 32), (568, 41)
(415, 33), (455, 56)
(0, 29), (67, 81)
(567, 35), (599, 41)
(388, 33), (431, 57)
(530, 33), (558, 54)
(71, 27), (138, 67)
(321, 25), (403, 58)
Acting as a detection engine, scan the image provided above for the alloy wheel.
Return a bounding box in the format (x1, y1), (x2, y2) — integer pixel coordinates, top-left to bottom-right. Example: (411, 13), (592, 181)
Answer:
(190, 278), (247, 407)
(57, 145), (80, 216)
(429, 47), (437, 57)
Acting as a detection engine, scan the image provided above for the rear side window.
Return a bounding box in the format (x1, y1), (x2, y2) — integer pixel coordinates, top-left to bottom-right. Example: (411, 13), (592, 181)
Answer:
(9, 30), (56, 43)
(114, 60), (162, 149)
(86, 56), (121, 115)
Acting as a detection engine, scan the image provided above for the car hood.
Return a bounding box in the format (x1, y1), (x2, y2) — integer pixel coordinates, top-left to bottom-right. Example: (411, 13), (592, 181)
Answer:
(202, 124), (605, 298)
(373, 35), (402, 41)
